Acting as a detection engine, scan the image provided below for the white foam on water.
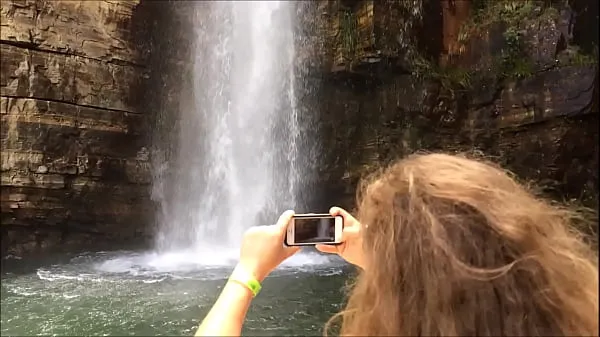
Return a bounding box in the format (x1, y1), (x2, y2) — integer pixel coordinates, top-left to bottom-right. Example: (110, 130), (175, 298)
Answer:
(280, 251), (338, 267)
(21, 249), (343, 292)
(5, 285), (37, 297)
(93, 249), (340, 276)
(94, 248), (237, 275)
(62, 294), (80, 299)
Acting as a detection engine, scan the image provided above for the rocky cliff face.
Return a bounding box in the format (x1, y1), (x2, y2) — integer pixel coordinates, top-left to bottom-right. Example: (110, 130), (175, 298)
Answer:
(2, 0), (596, 256)
(0, 0), (153, 256)
(298, 0), (598, 218)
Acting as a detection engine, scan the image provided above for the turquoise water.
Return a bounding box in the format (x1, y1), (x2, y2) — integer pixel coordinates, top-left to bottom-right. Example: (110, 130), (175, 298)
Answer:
(1, 250), (350, 336)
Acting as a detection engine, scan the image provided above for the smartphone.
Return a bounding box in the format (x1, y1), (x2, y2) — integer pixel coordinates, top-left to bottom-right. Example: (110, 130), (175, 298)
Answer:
(284, 213), (343, 246)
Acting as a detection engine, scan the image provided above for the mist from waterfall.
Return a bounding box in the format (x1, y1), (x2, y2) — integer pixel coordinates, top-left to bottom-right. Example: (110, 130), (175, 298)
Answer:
(151, 1), (306, 257)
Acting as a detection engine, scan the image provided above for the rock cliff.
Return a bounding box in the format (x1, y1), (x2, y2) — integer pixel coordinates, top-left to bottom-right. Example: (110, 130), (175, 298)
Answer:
(2, 0), (597, 256)
(297, 0), (598, 220)
(0, 0), (152, 256)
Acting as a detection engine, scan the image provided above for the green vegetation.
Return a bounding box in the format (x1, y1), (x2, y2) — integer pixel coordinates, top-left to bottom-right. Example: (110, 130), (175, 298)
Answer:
(496, 26), (536, 80)
(407, 0), (593, 95)
(465, 0), (559, 34)
(337, 0), (596, 89)
(460, 0), (558, 82)
(410, 54), (473, 97)
(558, 44), (599, 67)
(339, 8), (359, 70)
(337, 0), (427, 71)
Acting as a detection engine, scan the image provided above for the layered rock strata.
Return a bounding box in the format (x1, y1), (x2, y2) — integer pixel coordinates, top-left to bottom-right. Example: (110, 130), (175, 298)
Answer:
(0, 0), (152, 256)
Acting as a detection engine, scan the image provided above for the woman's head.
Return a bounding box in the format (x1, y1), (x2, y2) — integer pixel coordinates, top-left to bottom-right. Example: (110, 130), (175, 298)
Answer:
(331, 153), (598, 336)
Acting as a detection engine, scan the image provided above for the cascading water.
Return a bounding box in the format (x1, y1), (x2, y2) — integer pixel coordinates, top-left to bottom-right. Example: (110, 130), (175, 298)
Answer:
(1, 4), (346, 335)
(148, 1), (321, 266)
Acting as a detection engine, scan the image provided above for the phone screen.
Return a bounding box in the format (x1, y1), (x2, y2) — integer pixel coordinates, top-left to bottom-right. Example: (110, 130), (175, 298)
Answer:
(293, 217), (336, 244)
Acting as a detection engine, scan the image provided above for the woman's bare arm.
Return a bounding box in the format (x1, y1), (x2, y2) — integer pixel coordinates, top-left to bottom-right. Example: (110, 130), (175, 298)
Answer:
(195, 268), (254, 336)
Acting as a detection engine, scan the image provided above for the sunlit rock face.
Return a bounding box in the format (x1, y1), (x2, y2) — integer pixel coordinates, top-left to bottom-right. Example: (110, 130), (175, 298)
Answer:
(0, 0), (154, 257)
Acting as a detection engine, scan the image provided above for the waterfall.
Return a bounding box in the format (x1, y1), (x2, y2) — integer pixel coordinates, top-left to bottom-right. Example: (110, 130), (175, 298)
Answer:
(152, 1), (303, 255)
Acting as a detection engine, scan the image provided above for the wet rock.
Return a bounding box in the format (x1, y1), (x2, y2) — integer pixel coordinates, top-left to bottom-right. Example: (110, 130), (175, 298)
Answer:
(521, 9), (568, 69)
(0, 0), (140, 62)
(302, 1), (598, 213)
(495, 65), (597, 128)
(0, 45), (141, 112)
(0, 0), (153, 258)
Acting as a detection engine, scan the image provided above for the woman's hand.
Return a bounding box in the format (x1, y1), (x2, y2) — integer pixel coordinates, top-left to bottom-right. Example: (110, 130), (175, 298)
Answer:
(237, 210), (301, 281)
(316, 207), (366, 269)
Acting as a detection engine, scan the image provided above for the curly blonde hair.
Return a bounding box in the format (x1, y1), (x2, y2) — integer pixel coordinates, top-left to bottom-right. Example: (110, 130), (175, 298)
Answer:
(327, 153), (598, 336)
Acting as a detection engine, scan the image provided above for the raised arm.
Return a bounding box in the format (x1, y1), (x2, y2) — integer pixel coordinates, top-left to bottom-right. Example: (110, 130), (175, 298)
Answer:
(195, 210), (300, 336)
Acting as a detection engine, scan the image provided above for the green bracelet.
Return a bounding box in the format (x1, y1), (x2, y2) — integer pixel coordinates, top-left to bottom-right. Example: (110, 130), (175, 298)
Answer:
(229, 266), (262, 297)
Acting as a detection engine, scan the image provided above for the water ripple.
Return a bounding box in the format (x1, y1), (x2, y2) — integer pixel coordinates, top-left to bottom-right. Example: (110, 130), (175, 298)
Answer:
(2, 250), (349, 336)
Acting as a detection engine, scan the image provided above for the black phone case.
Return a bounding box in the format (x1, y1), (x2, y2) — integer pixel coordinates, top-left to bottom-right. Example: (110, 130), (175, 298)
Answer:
(283, 214), (343, 247)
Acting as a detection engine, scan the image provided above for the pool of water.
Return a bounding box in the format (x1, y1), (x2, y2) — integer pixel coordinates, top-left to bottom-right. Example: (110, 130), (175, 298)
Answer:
(1, 250), (351, 336)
